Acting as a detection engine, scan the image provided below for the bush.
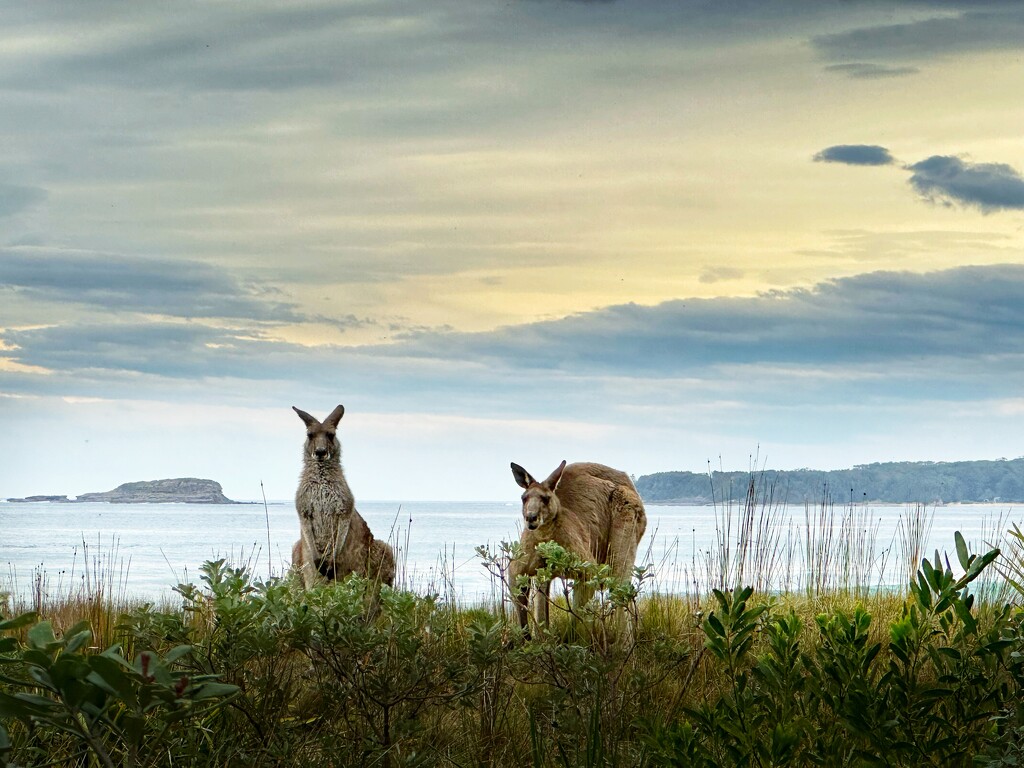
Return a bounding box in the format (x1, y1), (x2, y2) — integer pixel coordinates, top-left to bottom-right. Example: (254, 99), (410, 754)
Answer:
(0, 612), (237, 767)
(3, 532), (1023, 767)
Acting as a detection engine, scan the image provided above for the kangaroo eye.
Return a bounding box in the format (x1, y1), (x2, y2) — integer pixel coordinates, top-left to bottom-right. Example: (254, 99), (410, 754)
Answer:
(307, 433), (314, 439)
(521, 494), (528, 502)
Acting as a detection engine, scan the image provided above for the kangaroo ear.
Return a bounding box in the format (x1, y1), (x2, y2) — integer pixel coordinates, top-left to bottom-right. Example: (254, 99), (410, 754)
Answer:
(293, 406), (318, 427)
(324, 404), (345, 428)
(543, 460), (567, 491)
(511, 462), (536, 489)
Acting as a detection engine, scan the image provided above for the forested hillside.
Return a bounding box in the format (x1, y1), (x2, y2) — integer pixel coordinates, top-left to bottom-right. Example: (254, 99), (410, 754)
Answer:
(635, 458), (1024, 504)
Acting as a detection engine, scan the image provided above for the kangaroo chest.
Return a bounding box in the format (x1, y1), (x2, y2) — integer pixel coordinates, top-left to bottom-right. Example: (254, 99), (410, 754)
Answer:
(298, 476), (355, 556)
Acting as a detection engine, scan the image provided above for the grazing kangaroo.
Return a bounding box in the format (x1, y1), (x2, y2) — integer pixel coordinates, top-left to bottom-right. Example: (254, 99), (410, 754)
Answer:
(508, 460), (646, 635)
(291, 405), (395, 589)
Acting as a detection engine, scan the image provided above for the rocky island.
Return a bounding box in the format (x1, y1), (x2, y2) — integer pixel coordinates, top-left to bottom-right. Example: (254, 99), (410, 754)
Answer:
(7, 478), (238, 504)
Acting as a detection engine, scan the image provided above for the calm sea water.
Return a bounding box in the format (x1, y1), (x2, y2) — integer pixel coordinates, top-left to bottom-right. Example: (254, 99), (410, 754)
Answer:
(0, 500), (1020, 604)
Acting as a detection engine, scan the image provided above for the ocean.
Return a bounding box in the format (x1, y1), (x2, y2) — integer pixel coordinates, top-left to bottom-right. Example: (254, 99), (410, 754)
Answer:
(0, 499), (1019, 604)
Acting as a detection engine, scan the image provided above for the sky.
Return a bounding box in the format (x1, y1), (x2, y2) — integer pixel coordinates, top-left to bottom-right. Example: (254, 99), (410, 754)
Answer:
(2, 0), (1024, 501)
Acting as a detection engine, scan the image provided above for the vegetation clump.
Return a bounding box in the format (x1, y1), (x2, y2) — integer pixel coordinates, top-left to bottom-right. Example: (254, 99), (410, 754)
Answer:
(3, 526), (1024, 766)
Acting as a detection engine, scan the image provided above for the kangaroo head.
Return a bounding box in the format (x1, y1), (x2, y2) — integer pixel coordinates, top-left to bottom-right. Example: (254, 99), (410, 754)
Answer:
(293, 405), (345, 462)
(511, 460), (566, 530)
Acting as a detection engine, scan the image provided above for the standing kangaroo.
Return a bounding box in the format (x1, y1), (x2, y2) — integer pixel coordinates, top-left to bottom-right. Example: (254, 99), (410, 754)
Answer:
(508, 460), (646, 633)
(291, 405), (395, 589)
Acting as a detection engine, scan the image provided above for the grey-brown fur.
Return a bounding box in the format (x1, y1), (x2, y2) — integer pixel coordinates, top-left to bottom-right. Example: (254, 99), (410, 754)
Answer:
(509, 460), (646, 634)
(291, 404), (395, 588)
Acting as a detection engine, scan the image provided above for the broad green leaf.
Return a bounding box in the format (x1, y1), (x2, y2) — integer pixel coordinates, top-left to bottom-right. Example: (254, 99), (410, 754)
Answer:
(954, 531), (970, 571)
(915, 574), (932, 608)
(50, 655), (92, 688)
(864, 642), (881, 668)
(27, 666), (54, 689)
(959, 548), (1000, 588)
(164, 644), (193, 664)
(0, 612), (38, 632)
(88, 655), (137, 705)
(191, 681), (239, 700)
(64, 628), (92, 655)
(712, 589), (730, 612)
(26, 621), (56, 650)
(0, 690), (48, 718)
(705, 613), (725, 637)
(99, 646), (134, 670)
(0, 692), (56, 716)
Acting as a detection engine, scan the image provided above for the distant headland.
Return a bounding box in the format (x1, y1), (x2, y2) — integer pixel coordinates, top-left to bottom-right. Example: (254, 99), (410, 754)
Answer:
(6, 478), (239, 504)
(635, 458), (1024, 505)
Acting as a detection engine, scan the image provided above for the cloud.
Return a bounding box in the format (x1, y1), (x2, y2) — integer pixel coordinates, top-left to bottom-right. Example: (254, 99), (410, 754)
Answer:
(5, 265), (1024, 432)
(0, 248), (305, 322)
(389, 265), (1024, 380)
(813, 145), (894, 166)
(698, 266), (745, 284)
(813, 9), (1024, 64)
(2, 323), (306, 380)
(815, 149), (1024, 215)
(823, 63), (918, 79)
(906, 155), (1024, 212)
(799, 229), (1013, 264)
(0, 184), (46, 218)
(7, 263), (1024, 384)
(0, 3), (451, 93)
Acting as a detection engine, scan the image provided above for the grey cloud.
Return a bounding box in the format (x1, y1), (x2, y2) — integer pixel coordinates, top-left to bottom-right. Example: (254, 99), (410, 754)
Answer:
(823, 63), (919, 79)
(814, 145), (894, 167)
(0, 2), (497, 94)
(5, 265), (1024, 422)
(0, 323), (346, 383)
(907, 156), (1024, 212)
(0, 185), (46, 218)
(814, 10), (1024, 63)
(0, 321), (528, 417)
(816, 149), (1024, 214)
(8, 264), (1024, 384)
(312, 314), (376, 332)
(0, 1), (941, 99)
(0, 249), (304, 322)
(394, 265), (1024, 376)
(4, 323), (237, 379)
(699, 266), (745, 284)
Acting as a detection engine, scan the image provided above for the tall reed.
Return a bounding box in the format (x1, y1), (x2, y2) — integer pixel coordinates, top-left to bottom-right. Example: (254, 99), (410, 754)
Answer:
(1, 535), (140, 646)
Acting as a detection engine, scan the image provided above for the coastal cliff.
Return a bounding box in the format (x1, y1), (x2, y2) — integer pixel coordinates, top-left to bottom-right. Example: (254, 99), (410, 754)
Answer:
(7, 478), (237, 504)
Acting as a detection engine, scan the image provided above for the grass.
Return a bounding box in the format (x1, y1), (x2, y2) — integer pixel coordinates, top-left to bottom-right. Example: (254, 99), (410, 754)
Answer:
(2, 477), (1024, 767)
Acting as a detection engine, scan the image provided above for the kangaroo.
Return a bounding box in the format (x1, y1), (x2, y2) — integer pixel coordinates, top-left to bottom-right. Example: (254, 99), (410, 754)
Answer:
(508, 460), (646, 635)
(291, 405), (395, 589)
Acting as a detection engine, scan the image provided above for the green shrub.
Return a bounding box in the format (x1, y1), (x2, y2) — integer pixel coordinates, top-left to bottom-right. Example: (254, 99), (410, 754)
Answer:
(3, 530), (1022, 767)
(0, 612), (237, 767)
